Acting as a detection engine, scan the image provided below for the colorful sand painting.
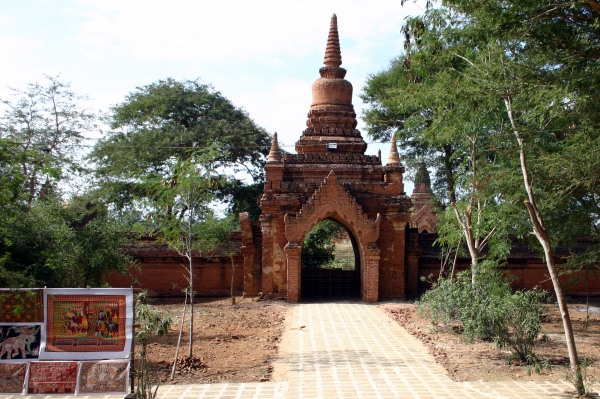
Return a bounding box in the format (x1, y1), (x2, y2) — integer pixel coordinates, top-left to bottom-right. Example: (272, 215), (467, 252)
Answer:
(0, 363), (27, 393)
(46, 295), (126, 352)
(78, 360), (129, 394)
(27, 361), (78, 394)
(0, 325), (41, 359)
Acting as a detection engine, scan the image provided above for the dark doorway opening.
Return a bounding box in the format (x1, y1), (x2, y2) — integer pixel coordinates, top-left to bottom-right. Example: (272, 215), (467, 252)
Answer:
(301, 219), (360, 300)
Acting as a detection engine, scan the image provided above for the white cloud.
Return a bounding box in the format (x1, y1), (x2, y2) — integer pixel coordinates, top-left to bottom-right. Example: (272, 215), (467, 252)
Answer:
(230, 77), (312, 151)
(0, 36), (43, 91)
(73, 0), (421, 65)
(1, 0), (421, 183)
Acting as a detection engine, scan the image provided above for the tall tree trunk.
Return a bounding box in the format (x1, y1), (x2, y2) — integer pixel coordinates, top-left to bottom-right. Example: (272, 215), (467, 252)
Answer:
(451, 204), (487, 284)
(443, 144), (457, 204)
(504, 95), (583, 394)
(188, 250), (194, 358)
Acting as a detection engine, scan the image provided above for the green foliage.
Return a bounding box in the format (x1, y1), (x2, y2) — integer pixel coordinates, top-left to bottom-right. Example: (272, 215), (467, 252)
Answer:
(0, 76), (140, 289)
(301, 219), (345, 269)
(564, 357), (597, 398)
(221, 181), (263, 222)
(362, 9), (522, 275)
(363, 0), (600, 245)
(0, 75), (94, 205)
(562, 243), (600, 278)
(134, 291), (172, 399)
(134, 291), (172, 345)
(0, 139), (26, 208)
(90, 78), (270, 213)
(0, 194), (137, 288)
(417, 268), (547, 361)
(136, 147), (231, 256)
(382, 2), (599, 393)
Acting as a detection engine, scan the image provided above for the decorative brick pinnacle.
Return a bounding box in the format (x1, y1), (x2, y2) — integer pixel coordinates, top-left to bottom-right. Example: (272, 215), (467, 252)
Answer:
(324, 14), (342, 67)
(387, 139), (401, 164)
(297, 14), (367, 154)
(266, 132), (282, 163)
(414, 161), (431, 192)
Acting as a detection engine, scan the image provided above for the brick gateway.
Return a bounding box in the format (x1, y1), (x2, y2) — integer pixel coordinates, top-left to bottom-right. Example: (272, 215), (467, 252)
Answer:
(107, 15), (600, 301)
(239, 15), (415, 303)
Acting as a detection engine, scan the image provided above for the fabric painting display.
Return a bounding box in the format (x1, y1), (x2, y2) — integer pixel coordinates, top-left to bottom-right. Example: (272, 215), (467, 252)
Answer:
(0, 362), (27, 393)
(40, 288), (133, 360)
(0, 325), (41, 360)
(27, 361), (79, 395)
(0, 289), (44, 323)
(78, 360), (129, 394)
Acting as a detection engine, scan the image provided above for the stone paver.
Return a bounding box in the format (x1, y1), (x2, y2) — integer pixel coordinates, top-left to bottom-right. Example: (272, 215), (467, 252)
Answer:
(0, 302), (580, 399)
(281, 303), (573, 399)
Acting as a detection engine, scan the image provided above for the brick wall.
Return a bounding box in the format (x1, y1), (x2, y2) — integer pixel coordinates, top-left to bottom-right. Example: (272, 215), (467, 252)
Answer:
(105, 232), (600, 299)
(107, 258), (244, 298)
(416, 233), (600, 297)
(106, 238), (244, 298)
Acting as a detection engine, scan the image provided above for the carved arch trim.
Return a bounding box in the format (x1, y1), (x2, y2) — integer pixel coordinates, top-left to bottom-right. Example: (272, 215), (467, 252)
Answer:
(284, 171), (381, 244)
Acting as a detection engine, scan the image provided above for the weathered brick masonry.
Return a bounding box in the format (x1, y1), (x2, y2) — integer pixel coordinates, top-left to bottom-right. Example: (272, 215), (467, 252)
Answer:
(253, 14), (413, 303)
(106, 236), (245, 298)
(108, 15), (599, 300)
(417, 233), (600, 297)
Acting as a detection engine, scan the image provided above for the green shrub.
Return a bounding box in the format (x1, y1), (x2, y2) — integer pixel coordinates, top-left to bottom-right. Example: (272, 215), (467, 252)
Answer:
(417, 267), (547, 362)
(135, 291), (172, 399)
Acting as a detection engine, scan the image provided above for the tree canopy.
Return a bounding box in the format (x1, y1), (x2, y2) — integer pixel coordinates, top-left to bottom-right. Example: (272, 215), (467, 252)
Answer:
(362, 1), (600, 392)
(0, 76), (136, 288)
(90, 78), (270, 212)
(0, 75), (270, 289)
(0, 75), (94, 205)
(0, 193), (136, 288)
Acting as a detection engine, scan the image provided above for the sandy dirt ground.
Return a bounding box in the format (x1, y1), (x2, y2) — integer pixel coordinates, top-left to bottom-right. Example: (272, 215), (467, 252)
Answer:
(144, 297), (289, 384)
(380, 300), (600, 384)
(142, 296), (599, 389)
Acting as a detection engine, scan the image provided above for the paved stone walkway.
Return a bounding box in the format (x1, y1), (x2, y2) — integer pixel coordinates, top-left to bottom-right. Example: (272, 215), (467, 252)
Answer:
(0, 302), (579, 399)
(279, 303), (572, 399)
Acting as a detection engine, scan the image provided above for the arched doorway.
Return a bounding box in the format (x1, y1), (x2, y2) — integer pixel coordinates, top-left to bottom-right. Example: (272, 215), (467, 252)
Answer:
(300, 219), (360, 300)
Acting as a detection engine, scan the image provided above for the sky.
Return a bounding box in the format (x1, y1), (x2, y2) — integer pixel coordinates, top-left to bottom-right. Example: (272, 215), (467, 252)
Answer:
(0, 0), (423, 192)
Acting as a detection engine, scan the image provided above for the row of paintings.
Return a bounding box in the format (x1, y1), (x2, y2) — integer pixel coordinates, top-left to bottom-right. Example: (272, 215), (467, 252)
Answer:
(0, 360), (129, 395)
(0, 288), (133, 360)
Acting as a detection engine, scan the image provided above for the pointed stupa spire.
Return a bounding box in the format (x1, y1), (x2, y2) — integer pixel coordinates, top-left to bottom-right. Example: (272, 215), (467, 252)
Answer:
(387, 138), (400, 164)
(324, 14), (342, 67)
(296, 14), (367, 155)
(414, 161), (431, 192)
(267, 132), (282, 163)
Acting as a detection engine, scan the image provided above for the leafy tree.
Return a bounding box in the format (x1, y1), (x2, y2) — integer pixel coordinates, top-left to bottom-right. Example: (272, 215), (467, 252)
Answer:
(0, 76), (139, 290)
(0, 193), (137, 288)
(0, 139), (26, 206)
(90, 78), (270, 212)
(137, 147), (231, 357)
(0, 139), (27, 285)
(365, 1), (600, 393)
(362, 10), (516, 281)
(0, 75), (94, 205)
(134, 291), (172, 399)
(301, 219), (344, 269)
(435, 2), (599, 392)
(221, 182), (264, 222)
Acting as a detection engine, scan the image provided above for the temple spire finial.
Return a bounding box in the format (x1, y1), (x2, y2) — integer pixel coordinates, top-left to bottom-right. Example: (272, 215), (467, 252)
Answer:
(387, 138), (401, 164)
(324, 14), (342, 67)
(414, 161), (431, 192)
(267, 132), (282, 163)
